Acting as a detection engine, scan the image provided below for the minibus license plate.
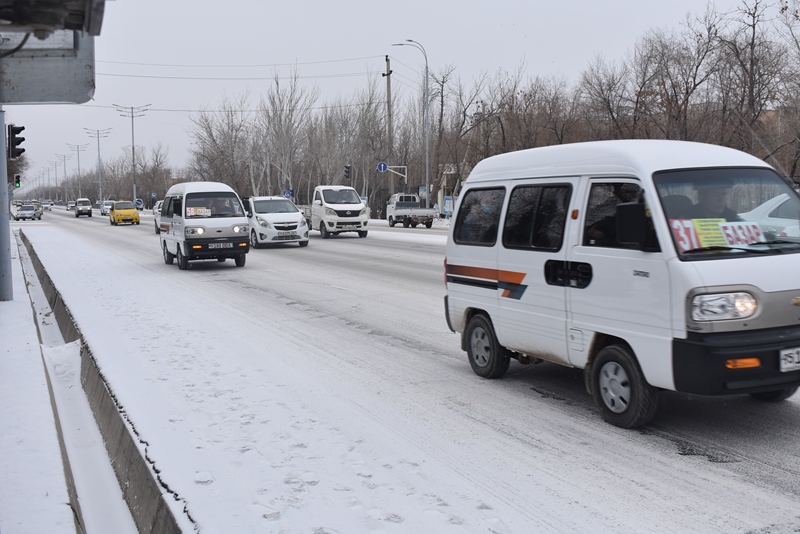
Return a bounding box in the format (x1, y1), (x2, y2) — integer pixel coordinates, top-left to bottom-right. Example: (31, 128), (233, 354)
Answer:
(208, 242), (233, 249)
(779, 347), (800, 372)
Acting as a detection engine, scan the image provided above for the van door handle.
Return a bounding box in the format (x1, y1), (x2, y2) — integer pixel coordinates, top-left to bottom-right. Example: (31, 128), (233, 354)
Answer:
(544, 260), (593, 288)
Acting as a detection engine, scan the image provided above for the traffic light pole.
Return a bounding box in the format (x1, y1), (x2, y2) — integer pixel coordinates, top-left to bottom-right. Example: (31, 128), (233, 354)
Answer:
(1, 107), (14, 300)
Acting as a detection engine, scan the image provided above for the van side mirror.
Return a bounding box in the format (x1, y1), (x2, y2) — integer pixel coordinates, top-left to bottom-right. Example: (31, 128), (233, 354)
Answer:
(616, 202), (647, 247)
(314, 199), (322, 206)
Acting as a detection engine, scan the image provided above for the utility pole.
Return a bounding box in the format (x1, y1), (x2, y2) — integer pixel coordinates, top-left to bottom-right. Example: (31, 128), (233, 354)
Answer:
(66, 142), (88, 198)
(113, 104), (150, 202)
(383, 55), (394, 195)
(85, 127), (111, 201)
(56, 153), (71, 201)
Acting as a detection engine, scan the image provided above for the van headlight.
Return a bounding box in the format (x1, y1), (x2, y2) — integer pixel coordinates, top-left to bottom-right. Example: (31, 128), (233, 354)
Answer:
(185, 227), (206, 236)
(326, 207), (337, 217)
(691, 293), (757, 321)
(232, 224), (248, 233)
(255, 216), (271, 229)
(359, 208), (367, 216)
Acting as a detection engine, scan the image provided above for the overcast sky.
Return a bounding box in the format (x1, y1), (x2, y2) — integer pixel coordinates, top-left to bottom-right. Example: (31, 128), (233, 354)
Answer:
(7, 0), (746, 194)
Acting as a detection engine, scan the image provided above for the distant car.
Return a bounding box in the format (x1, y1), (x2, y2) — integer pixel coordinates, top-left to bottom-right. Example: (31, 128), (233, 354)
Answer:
(100, 200), (114, 216)
(66, 201), (76, 211)
(153, 200), (164, 234)
(15, 204), (42, 221)
(42, 200), (53, 211)
(739, 193), (800, 234)
(109, 200), (140, 225)
(75, 198), (93, 217)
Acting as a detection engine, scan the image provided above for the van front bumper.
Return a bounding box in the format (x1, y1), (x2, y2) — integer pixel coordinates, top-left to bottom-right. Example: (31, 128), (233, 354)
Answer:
(673, 325), (800, 395)
(185, 237), (249, 258)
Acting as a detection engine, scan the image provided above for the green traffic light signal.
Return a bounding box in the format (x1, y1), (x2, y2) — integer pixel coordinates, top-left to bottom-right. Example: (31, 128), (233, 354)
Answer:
(13, 174), (20, 188)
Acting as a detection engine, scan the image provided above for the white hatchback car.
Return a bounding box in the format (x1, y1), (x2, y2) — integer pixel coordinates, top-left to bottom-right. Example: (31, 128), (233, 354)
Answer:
(100, 200), (114, 215)
(243, 196), (309, 248)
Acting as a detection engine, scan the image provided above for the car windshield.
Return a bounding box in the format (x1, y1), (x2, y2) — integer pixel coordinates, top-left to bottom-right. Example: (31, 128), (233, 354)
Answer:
(654, 167), (800, 259)
(322, 189), (361, 204)
(253, 199), (299, 214)
(185, 192), (244, 218)
(19, 205), (34, 211)
(114, 201), (135, 210)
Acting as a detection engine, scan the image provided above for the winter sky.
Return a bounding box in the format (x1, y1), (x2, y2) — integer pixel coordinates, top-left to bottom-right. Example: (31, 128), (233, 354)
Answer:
(7, 0), (746, 182)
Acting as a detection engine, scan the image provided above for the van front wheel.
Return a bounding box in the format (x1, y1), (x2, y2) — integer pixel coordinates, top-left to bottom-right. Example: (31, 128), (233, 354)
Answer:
(465, 314), (510, 379)
(592, 345), (658, 428)
(320, 223), (329, 239)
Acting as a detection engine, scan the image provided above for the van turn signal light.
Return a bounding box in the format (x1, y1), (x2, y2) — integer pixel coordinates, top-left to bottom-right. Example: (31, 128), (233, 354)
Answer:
(725, 358), (761, 369)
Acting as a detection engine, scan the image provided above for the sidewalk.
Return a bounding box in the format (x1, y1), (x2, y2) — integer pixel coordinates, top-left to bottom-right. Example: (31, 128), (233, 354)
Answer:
(0, 228), (75, 533)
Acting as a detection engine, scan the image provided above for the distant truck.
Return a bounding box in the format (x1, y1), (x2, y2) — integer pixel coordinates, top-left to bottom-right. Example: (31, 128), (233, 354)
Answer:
(386, 193), (436, 228)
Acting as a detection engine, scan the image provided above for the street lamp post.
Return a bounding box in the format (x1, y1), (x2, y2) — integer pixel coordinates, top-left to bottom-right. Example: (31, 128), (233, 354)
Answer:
(392, 39), (430, 208)
(113, 104), (150, 202)
(66, 142), (88, 198)
(85, 127), (112, 201)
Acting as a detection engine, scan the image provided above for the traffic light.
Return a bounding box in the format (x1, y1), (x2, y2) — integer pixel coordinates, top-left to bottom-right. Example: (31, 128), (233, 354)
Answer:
(344, 164), (351, 182)
(13, 174), (20, 188)
(7, 124), (25, 160)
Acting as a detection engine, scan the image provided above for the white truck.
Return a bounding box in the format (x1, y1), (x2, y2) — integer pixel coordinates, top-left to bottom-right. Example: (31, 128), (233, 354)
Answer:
(386, 193), (436, 228)
(309, 185), (369, 238)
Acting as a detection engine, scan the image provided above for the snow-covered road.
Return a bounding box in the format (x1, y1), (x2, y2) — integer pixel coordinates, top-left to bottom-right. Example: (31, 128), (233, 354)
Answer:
(14, 209), (800, 533)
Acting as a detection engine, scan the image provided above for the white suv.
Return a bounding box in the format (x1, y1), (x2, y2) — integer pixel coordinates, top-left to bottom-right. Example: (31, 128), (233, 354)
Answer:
(75, 198), (93, 217)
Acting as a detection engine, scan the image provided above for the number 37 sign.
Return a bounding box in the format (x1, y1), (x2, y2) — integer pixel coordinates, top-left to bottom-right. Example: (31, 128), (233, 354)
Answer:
(670, 219), (764, 252)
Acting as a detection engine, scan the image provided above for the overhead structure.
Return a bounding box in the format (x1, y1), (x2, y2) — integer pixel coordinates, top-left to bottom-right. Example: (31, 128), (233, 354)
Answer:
(0, 0), (105, 39)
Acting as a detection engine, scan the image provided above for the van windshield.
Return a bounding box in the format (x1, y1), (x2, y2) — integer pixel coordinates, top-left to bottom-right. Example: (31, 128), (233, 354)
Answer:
(185, 192), (244, 218)
(653, 167), (800, 259)
(322, 189), (361, 204)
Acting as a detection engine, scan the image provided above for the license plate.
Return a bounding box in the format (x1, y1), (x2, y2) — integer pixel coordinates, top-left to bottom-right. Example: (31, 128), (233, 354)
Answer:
(779, 347), (800, 372)
(278, 231), (296, 236)
(342, 225), (355, 230)
(208, 242), (233, 249)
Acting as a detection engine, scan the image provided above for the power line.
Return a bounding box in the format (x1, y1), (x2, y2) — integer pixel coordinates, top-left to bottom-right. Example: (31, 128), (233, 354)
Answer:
(96, 55), (384, 69)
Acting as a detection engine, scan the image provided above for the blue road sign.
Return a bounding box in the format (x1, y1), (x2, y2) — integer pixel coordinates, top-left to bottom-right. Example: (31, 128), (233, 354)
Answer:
(151, 192), (157, 198)
(135, 198), (144, 208)
(377, 162), (388, 173)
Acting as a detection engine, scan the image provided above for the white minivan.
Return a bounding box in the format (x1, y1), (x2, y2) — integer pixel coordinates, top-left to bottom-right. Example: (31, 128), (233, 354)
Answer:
(310, 185), (368, 238)
(444, 139), (800, 428)
(159, 182), (250, 270)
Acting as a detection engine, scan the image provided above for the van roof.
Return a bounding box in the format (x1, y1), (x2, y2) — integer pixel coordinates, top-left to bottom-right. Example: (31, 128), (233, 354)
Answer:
(166, 181), (237, 195)
(465, 140), (771, 184)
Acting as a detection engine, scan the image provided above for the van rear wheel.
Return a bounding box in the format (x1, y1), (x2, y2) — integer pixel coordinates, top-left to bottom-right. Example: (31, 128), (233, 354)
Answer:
(592, 345), (658, 428)
(465, 314), (510, 379)
(176, 246), (189, 270)
(162, 242), (174, 265)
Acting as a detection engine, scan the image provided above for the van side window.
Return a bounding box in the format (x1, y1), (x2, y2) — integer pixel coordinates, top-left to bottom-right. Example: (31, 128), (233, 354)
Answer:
(162, 196), (173, 217)
(171, 196), (183, 219)
(503, 185), (571, 251)
(453, 188), (505, 246)
(583, 183), (641, 248)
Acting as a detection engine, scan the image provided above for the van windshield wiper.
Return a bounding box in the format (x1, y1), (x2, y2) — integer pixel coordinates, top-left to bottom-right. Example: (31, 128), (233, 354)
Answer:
(682, 245), (770, 254)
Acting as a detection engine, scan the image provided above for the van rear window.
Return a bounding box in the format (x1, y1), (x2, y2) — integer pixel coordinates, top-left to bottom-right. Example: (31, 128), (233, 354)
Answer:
(453, 188), (505, 245)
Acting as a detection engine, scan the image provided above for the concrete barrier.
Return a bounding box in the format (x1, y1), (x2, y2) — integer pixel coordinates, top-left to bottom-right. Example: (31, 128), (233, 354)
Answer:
(19, 229), (185, 533)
